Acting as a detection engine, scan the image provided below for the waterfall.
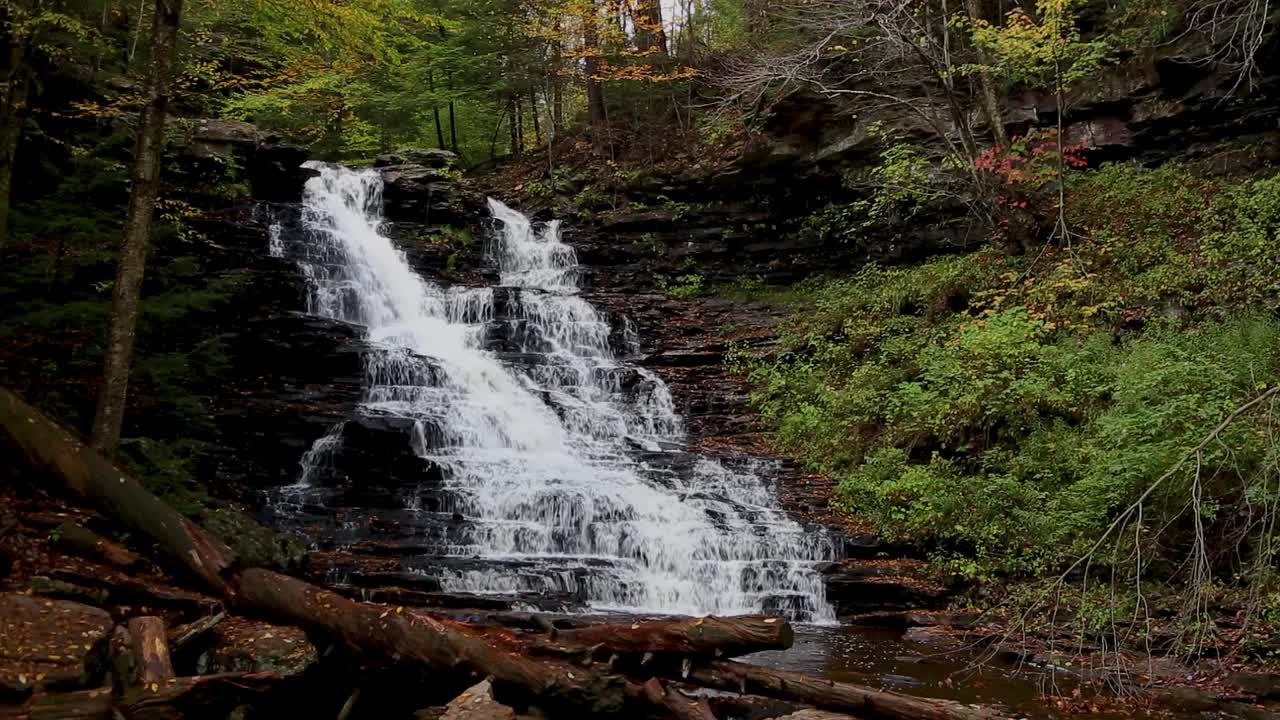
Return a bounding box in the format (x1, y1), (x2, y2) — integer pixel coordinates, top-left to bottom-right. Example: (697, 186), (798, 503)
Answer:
(276, 163), (834, 621)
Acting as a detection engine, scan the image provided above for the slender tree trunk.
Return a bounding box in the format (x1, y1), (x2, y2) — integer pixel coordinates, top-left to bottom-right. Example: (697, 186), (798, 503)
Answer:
(528, 92), (541, 146)
(965, 0), (1008, 147)
(448, 98), (458, 154)
(489, 111), (505, 160)
(551, 22), (564, 137)
(90, 0), (184, 456)
(0, 30), (33, 249)
(583, 2), (608, 156)
(515, 92), (524, 155)
(634, 0), (668, 55)
(508, 96), (520, 160)
(430, 71), (446, 150)
(128, 0), (146, 64)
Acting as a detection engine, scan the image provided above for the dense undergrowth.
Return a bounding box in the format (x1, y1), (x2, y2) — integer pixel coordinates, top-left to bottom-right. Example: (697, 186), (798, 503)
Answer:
(739, 160), (1280, 593)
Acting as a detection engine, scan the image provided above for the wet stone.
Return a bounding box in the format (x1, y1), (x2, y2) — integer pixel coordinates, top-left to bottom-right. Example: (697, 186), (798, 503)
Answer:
(196, 616), (317, 677)
(439, 681), (516, 720)
(0, 593), (112, 691)
(1231, 672), (1280, 699)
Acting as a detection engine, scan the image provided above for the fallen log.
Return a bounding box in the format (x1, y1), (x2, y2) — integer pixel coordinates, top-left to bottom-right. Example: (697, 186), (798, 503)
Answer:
(668, 660), (1005, 720)
(50, 523), (142, 571)
(237, 568), (635, 714)
(630, 678), (717, 720)
(125, 618), (173, 689)
(166, 613), (225, 653)
(48, 569), (220, 615)
(538, 615), (793, 659)
(0, 391), (236, 597)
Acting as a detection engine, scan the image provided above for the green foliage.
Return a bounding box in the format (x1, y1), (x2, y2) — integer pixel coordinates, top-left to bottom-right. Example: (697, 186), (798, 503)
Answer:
(573, 187), (612, 213)
(665, 273), (708, 298)
(966, 0), (1111, 89)
(803, 143), (951, 242)
(748, 166), (1280, 579)
(118, 437), (211, 515)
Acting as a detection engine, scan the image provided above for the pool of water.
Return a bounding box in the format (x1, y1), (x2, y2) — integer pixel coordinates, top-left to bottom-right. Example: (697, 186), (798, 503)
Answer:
(743, 624), (1165, 719)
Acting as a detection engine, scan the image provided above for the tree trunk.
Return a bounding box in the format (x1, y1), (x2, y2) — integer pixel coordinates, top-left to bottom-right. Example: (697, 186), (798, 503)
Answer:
(508, 95), (521, 160)
(448, 99), (458, 154)
(0, 29), (33, 249)
(1, 390), (235, 595)
(582, 1), (608, 156)
(528, 92), (541, 146)
(50, 521), (143, 570)
(430, 71), (446, 150)
(551, 33), (564, 137)
(965, 0), (1008, 147)
(126, 617), (175, 688)
(515, 92), (524, 155)
(90, 0), (185, 457)
(634, 0), (669, 55)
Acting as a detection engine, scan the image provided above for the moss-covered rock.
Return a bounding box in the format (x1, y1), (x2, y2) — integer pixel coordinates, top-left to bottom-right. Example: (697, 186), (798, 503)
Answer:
(198, 506), (306, 573)
(196, 617), (316, 677)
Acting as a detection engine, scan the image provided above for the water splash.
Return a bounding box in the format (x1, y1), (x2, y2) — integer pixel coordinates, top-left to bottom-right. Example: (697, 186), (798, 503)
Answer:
(278, 163), (834, 620)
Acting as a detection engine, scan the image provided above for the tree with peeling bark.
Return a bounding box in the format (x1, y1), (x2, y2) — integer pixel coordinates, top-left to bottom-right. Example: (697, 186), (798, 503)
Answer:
(90, 0), (185, 457)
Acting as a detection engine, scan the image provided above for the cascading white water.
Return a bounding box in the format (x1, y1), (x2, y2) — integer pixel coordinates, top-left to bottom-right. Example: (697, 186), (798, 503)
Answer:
(284, 163), (834, 621)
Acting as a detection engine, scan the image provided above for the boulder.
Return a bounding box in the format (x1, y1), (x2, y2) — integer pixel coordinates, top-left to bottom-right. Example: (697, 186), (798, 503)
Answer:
(1231, 672), (1280, 700)
(185, 118), (262, 158)
(375, 149), (484, 225)
(375, 148), (458, 169)
(902, 626), (958, 649)
(777, 711), (859, 720)
(196, 616), (316, 677)
(170, 118), (314, 202)
(198, 506), (306, 573)
(0, 593), (112, 692)
(439, 681), (516, 720)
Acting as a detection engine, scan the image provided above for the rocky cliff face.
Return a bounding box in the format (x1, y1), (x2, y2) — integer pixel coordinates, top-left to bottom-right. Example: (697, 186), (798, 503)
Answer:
(170, 129), (488, 498)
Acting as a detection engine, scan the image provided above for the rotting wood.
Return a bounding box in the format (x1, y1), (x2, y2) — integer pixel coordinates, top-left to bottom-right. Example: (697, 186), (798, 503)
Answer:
(50, 523), (141, 571)
(166, 613), (225, 652)
(629, 678), (716, 720)
(48, 569), (220, 614)
(126, 618), (173, 689)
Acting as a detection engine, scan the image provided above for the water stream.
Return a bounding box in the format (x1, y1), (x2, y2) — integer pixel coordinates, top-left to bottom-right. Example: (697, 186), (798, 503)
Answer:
(270, 164), (834, 621)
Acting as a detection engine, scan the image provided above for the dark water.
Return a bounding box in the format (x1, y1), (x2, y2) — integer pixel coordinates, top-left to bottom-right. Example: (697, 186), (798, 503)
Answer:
(745, 625), (1058, 715)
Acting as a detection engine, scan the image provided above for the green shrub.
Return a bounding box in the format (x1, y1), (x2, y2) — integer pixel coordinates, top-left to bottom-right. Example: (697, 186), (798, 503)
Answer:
(666, 273), (707, 298)
(745, 163), (1280, 579)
